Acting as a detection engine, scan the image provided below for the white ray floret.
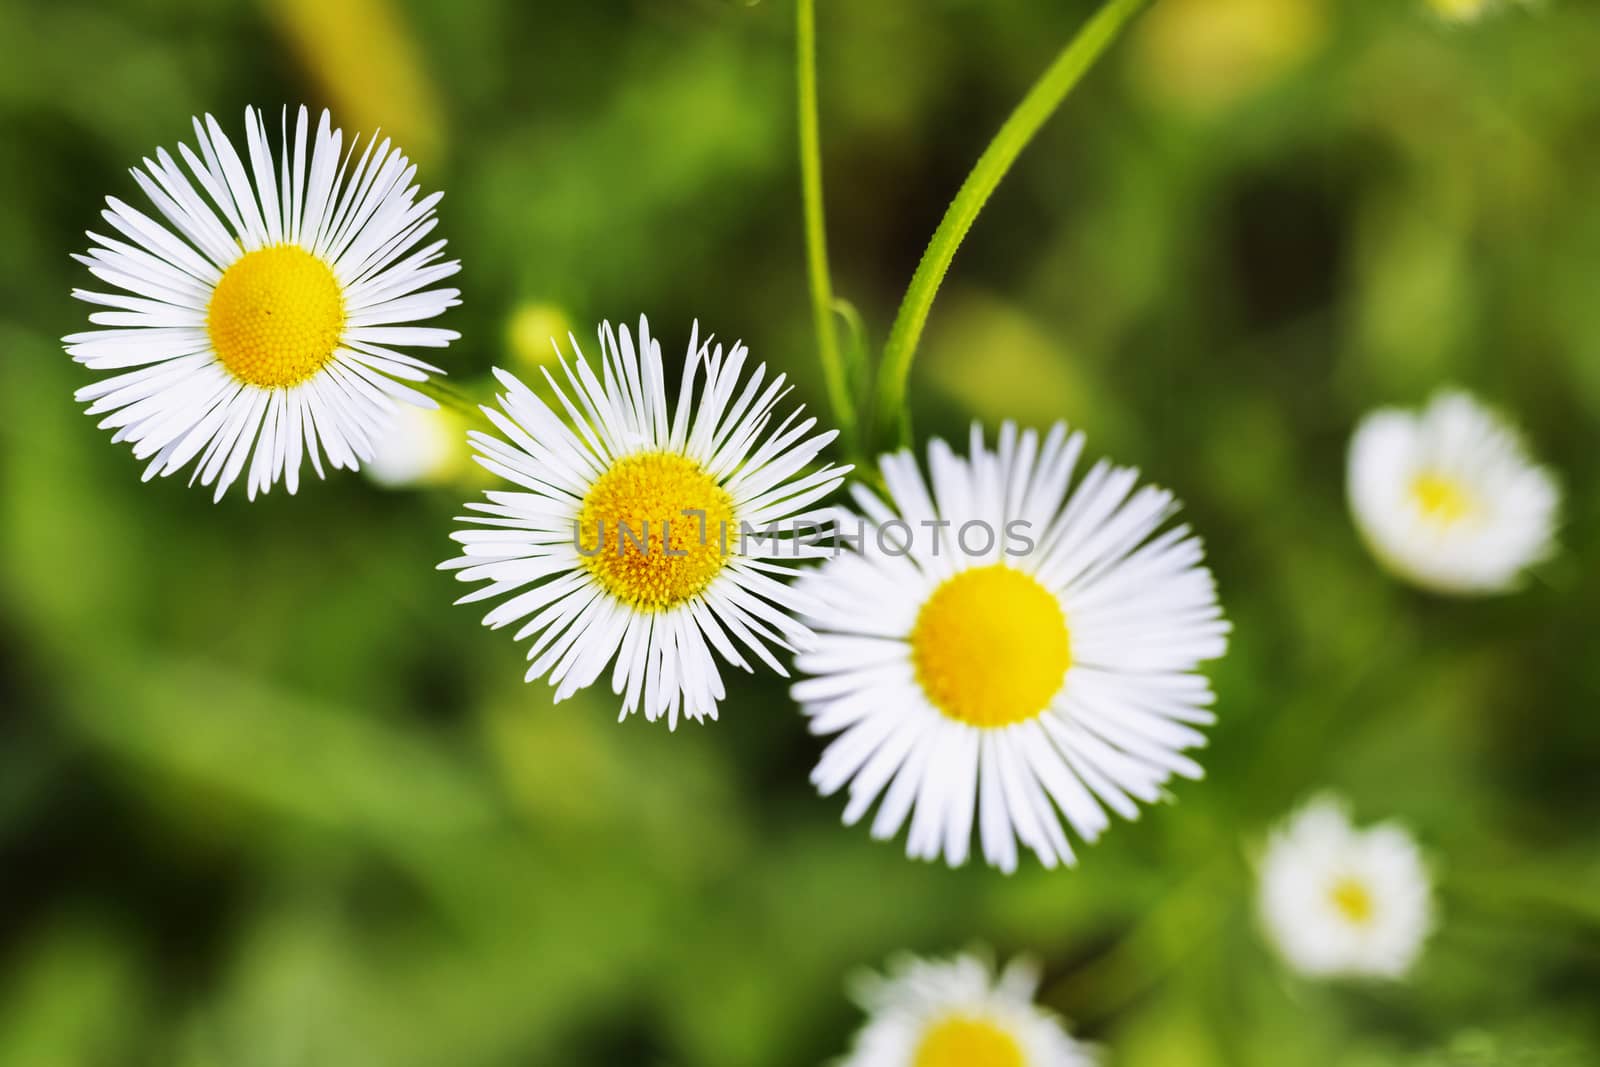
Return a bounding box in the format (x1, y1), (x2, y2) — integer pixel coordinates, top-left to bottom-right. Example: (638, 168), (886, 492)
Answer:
(442, 316), (849, 728)
(1347, 389), (1558, 595)
(64, 105), (460, 500)
(839, 951), (1095, 1067)
(792, 423), (1229, 873)
(1258, 795), (1434, 979)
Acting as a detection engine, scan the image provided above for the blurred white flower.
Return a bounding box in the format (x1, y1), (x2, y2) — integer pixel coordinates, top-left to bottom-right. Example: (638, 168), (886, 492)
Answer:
(1131, 0), (1327, 115)
(840, 951), (1094, 1067)
(1347, 389), (1558, 595)
(792, 423), (1229, 873)
(364, 403), (469, 489)
(1258, 795), (1434, 980)
(65, 106), (460, 500)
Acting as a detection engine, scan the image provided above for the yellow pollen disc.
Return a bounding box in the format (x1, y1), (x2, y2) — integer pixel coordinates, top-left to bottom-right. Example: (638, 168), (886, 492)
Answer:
(911, 564), (1071, 729)
(914, 1016), (1025, 1067)
(1329, 877), (1375, 925)
(207, 245), (345, 388)
(578, 451), (735, 612)
(1410, 472), (1474, 526)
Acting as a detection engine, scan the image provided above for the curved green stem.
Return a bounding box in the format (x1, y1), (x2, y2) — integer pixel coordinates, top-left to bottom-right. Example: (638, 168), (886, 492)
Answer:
(872, 0), (1149, 447)
(415, 376), (485, 421)
(832, 296), (870, 400)
(1043, 859), (1235, 1024)
(797, 0), (857, 445)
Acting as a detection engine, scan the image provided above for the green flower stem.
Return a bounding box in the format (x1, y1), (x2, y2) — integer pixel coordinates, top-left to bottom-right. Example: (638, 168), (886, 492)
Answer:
(414, 376), (487, 421)
(1444, 862), (1600, 931)
(797, 0), (857, 448)
(872, 0), (1148, 448)
(1043, 856), (1237, 1024)
(831, 296), (870, 400)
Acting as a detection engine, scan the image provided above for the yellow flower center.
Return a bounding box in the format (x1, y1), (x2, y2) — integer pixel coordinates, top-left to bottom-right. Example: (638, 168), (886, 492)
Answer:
(914, 1016), (1025, 1067)
(1410, 471), (1474, 526)
(207, 245), (345, 388)
(577, 451), (735, 611)
(911, 564), (1071, 729)
(1329, 876), (1375, 925)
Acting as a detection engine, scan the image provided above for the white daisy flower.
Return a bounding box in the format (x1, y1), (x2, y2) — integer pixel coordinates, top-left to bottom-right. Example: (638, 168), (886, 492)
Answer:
(1347, 389), (1558, 595)
(839, 951), (1095, 1067)
(793, 423), (1229, 873)
(64, 106), (461, 500)
(1258, 795), (1434, 980)
(442, 316), (849, 728)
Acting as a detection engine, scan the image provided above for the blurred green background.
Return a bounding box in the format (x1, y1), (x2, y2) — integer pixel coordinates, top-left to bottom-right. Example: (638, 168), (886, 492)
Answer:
(3, 0), (1599, 1064)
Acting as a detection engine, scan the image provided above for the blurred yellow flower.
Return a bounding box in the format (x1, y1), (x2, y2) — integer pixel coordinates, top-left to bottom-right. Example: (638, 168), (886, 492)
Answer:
(504, 302), (576, 372)
(1427, 0), (1537, 21)
(269, 0), (446, 163)
(1131, 0), (1328, 114)
(1428, 0), (1493, 20)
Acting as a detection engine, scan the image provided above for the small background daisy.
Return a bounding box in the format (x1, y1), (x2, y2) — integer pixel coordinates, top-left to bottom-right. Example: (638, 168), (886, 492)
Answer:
(1257, 795), (1434, 979)
(363, 402), (472, 490)
(839, 951), (1095, 1067)
(1347, 389), (1558, 595)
